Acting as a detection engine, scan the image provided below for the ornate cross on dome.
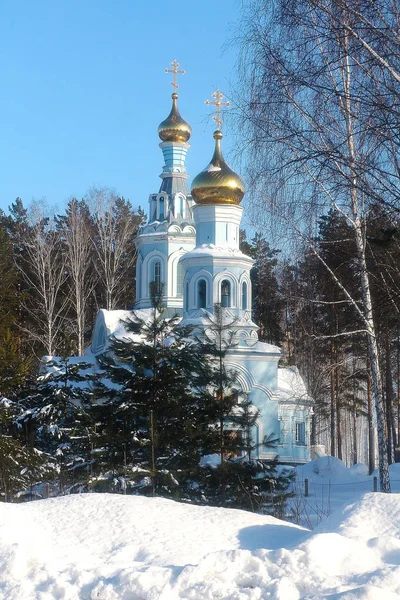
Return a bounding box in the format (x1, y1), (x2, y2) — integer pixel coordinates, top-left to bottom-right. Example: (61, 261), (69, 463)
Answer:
(165, 59), (186, 91)
(205, 89), (231, 130)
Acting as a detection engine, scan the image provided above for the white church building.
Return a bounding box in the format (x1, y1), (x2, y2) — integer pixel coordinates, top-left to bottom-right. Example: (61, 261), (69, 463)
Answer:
(89, 76), (313, 464)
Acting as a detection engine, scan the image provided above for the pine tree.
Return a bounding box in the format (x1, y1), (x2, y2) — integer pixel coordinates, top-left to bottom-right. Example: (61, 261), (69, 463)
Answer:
(18, 357), (94, 494)
(0, 219), (30, 396)
(249, 233), (284, 345)
(94, 284), (218, 497)
(0, 397), (56, 501)
(194, 305), (293, 514)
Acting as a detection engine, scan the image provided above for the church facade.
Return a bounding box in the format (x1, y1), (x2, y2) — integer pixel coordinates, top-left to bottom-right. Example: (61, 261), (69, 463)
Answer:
(90, 76), (313, 464)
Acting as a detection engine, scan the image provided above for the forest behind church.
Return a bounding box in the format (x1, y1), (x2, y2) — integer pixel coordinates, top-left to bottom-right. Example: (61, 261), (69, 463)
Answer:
(1, 0), (400, 499)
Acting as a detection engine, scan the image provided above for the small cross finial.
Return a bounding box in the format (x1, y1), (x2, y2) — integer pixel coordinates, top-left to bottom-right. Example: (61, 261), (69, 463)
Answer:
(165, 59), (186, 91)
(205, 89), (231, 130)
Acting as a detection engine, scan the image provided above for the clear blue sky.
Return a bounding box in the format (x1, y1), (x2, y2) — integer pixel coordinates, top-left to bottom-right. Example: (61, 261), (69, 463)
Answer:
(0, 0), (243, 215)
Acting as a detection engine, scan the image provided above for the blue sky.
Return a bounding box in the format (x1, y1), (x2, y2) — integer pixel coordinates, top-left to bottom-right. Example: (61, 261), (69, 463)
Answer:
(0, 0), (243, 215)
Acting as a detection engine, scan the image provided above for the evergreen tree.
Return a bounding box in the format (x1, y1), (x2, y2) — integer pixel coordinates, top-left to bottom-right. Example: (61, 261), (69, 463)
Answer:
(18, 357), (94, 494)
(0, 397), (56, 502)
(0, 219), (30, 396)
(240, 231), (284, 345)
(94, 284), (218, 497)
(194, 305), (293, 513)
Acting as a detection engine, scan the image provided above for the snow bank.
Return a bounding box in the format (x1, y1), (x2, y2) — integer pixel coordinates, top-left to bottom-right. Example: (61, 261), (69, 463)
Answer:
(292, 457), (400, 529)
(1, 491), (400, 599)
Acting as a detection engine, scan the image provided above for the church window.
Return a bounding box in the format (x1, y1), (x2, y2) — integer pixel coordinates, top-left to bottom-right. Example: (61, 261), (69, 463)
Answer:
(197, 279), (207, 308)
(185, 281), (189, 310)
(221, 280), (231, 307)
(159, 197), (165, 220)
(242, 281), (248, 310)
(96, 324), (106, 350)
(153, 261), (161, 293)
(177, 196), (183, 217)
(177, 263), (184, 297)
(295, 422), (305, 445)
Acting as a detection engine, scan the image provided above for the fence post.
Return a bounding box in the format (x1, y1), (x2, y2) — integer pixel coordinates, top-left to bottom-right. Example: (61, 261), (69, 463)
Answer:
(304, 478), (309, 497)
(373, 476), (378, 492)
(44, 483), (50, 499)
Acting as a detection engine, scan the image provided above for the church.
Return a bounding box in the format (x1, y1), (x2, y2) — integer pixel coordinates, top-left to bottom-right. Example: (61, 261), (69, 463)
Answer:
(90, 62), (313, 465)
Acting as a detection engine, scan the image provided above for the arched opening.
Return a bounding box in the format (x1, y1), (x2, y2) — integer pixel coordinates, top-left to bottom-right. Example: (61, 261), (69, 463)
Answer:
(159, 197), (165, 220)
(197, 279), (207, 308)
(176, 262), (184, 297)
(95, 324), (106, 350)
(176, 196), (183, 217)
(153, 261), (161, 293)
(242, 281), (247, 310)
(185, 281), (189, 310)
(221, 279), (231, 308)
(136, 256), (142, 300)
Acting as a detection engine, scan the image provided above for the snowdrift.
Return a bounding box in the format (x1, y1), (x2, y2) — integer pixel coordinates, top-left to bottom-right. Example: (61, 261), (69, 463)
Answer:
(1, 489), (400, 599)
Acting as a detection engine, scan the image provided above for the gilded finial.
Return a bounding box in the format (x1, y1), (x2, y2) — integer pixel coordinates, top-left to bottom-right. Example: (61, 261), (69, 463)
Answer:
(191, 91), (244, 206)
(165, 59), (186, 92)
(205, 89), (231, 130)
(158, 60), (191, 143)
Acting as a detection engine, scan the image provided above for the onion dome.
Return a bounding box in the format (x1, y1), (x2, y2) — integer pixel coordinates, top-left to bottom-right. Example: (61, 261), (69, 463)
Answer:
(191, 130), (245, 205)
(158, 92), (192, 143)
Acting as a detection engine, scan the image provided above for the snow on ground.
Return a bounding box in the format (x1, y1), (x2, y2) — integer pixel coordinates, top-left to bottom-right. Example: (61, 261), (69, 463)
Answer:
(1, 465), (400, 599)
(0, 494), (306, 600)
(292, 457), (400, 528)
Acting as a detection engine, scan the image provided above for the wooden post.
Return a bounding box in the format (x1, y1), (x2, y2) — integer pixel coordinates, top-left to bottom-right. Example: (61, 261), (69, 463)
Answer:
(373, 476), (378, 492)
(304, 478), (309, 497)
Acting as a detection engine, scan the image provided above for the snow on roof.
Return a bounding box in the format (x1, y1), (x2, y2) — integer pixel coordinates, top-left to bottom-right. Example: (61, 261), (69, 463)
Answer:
(251, 340), (282, 354)
(278, 366), (312, 402)
(88, 308), (157, 354)
(101, 308), (152, 340)
(183, 243), (251, 260)
(180, 313), (256, 329)
(40, 354), (98, 375)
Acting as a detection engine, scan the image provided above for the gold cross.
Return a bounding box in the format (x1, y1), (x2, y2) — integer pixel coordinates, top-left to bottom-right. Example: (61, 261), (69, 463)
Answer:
(165, 59), (186, 91)
(205, 89), (231, 130)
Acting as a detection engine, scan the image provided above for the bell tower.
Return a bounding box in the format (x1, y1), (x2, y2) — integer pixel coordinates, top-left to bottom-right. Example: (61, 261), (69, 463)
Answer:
(134, 61), (196, 314)
(179, 90), (258, 346)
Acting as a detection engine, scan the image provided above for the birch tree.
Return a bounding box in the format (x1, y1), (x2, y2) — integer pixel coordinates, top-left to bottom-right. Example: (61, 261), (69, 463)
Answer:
(18, 201), (69, 357)
(57, 199), (97, 355)
(237, 0), (400, 491)
(87, 187), (142, 311)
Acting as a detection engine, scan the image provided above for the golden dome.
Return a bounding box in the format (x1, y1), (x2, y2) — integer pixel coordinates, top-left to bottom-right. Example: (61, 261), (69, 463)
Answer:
(158, 92), (192, 143)
(191, 130), (245, 205)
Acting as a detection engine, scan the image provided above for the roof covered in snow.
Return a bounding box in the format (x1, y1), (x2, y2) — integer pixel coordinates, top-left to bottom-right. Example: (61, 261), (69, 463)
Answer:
(278, 366), (313, 403)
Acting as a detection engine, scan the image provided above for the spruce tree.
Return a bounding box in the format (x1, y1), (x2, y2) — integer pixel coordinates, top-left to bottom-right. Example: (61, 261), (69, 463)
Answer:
(195, 305), (293, 514)
(94, 284), (217, 497)
(18, 357), (94, 494)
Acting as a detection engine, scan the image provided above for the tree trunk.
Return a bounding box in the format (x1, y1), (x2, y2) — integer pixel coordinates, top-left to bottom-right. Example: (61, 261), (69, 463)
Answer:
(336, 361), (343, 461)
(330, 342), (336, 457)
(342, 24), (390, 490)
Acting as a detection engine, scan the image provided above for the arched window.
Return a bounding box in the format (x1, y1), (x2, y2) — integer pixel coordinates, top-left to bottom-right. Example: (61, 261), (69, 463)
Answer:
(197, 279), (207, 308)
(185, 281), (189, 310)
(221, 280), (231, 308)
(242, 281), (247, 310)
(153, 261), (161, 293)
(176, 262), (184, 297)
(159, 197), (165, 220)
(96, 324), (106, 350)
(176, 196), (183, 217)
(135, 255), (142, 300)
